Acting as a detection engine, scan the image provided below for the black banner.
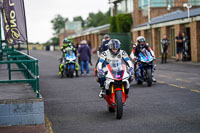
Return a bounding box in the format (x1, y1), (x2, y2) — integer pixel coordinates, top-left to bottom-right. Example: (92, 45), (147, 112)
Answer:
(1, 0), (27, 44)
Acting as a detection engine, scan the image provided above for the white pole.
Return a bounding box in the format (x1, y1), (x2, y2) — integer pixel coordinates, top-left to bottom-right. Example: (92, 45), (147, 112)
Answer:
(110, 3), (114, 16)
(148, 0), (151, 22)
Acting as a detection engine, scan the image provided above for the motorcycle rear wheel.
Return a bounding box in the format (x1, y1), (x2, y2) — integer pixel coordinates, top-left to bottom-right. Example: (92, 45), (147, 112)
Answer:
(115, 91), (123, 119)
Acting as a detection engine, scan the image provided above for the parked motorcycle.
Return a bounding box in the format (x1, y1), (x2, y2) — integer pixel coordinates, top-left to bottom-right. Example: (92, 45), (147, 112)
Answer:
(134, 48), (154, 86)
(100, 59), (132, 119)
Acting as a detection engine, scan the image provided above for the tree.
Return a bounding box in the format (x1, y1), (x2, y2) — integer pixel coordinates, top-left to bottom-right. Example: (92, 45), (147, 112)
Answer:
(51, 14), (68, 36)
(73, 16), (84, 27)
(110, 13), (133, 33)
(85, 10), (110, 28)
(51, 37), (59, 46)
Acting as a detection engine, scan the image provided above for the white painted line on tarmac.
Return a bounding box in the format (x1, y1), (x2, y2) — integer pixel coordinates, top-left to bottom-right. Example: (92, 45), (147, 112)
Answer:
(158, 75), (172, 79)
(168, 84), (186, 89)
(176, 78), (191, 83)
(157, 80), (165, 84)
(190, 89), (200, 93)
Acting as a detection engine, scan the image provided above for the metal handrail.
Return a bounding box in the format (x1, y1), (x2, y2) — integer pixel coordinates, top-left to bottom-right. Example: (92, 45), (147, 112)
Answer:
(0, 49), (40, 98)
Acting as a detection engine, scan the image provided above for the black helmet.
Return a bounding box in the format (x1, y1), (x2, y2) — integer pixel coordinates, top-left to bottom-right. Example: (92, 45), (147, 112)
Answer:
(136, 36), (146, 44)
(108, 39), (121, 56)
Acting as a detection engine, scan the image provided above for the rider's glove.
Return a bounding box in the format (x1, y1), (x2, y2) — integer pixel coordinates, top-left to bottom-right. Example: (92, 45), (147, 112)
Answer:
(153, 56), (156, 61)
(98, 69), (104, 77)
(129, 67), (134, 76)
(133, 57), (138, 62)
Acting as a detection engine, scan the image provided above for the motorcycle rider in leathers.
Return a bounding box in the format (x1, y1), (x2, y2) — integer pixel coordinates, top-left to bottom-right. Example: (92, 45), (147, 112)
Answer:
(97, 39), (134, 98)
(130, 36), (156, 82)
(59, 38), (79, 77)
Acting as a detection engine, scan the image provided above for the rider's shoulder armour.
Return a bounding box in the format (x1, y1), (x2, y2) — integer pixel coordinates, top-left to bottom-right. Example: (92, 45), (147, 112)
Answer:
(121, 50), (128, 57)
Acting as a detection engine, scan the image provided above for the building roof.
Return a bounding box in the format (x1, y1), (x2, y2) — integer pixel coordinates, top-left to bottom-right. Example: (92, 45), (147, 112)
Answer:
(72, 24), (110, 38)
(135, 7), (200, 28)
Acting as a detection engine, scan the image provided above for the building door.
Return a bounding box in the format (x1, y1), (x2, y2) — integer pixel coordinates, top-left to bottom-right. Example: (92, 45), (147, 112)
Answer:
(170, 28), (176, 57)
(185, 27), (191, 61)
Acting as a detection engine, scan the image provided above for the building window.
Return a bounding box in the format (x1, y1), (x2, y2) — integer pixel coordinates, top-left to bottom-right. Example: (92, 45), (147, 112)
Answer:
(117, 0), (134, 14)
(127, 0), (134, 13)
(189, 0), (200, 6)
(139, 0), (174, 8)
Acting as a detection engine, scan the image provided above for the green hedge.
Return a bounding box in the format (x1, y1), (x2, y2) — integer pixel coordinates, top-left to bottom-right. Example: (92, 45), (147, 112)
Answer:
(110, 13), (133, 33)
(110, 16), (117, 32)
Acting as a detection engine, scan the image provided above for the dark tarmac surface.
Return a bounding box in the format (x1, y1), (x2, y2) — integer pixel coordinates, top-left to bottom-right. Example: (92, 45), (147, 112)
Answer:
(30, 50), (200, 133)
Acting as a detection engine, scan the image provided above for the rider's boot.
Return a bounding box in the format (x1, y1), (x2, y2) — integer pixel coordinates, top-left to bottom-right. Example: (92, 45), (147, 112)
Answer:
(76, 70), (79, 77)
(152, 64), (156, 82)
(152, 77), (157, 82)
(99, 88), (105, 98)
(152, 72), (157, 82)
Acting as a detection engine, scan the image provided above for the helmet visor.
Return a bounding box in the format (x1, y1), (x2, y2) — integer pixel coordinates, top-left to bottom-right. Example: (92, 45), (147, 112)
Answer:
(139, 38), (145, 43)
(110, 41), (120, 50)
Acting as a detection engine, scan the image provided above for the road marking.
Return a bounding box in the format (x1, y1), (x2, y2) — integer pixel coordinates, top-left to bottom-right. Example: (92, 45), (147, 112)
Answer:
(45, 115), (54, 133)
(190, 89), (200, 93)
(157, 80), (165, 84)
(158, 75), (172, 79)
(168, 84), (186, 89)
(176, 78), (191, 83)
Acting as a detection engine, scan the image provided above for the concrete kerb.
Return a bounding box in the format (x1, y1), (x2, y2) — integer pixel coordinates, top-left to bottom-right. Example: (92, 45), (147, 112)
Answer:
(0, 65), (45, 126)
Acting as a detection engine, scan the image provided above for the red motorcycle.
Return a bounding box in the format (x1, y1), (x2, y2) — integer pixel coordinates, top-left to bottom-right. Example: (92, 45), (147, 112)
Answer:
(100, 59), (132, 119)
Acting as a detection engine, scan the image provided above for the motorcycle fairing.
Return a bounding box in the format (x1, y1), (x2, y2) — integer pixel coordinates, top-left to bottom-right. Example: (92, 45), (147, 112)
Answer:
(138, 48), (153, 63)
(107, 64), (126, 81)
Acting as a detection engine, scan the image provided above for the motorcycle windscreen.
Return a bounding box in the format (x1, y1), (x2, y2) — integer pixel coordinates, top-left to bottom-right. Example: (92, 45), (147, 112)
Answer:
(65, 50), (76, 60)
(107, 60), (126, 80)
(139, 48), (153, 62)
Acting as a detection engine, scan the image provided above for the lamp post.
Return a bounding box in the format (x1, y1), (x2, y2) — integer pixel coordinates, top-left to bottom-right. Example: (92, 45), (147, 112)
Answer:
(183, 3), (192, 19)
(148, 0), (151, 23)
(110, 3), (114, 16)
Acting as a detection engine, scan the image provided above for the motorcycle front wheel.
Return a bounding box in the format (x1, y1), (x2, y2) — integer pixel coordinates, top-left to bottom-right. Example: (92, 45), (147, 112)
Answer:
(69, 66), (74, 78)
(147, 69), (152, 87)
(115, 91), (123, 119)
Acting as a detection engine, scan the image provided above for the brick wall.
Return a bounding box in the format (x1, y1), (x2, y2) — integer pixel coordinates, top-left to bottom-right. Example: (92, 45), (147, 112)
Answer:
(190, 21), (200, 62)
(133, 0), (199, 27)
(152, 28), (160, 57)
(133, 31), (139, 44)
(175, 0), (188, 7)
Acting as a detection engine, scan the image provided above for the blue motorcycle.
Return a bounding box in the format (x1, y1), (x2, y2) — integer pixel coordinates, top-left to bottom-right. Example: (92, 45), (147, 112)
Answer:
(65, 49), (77, 78)
(135, 48), (154, 86)
(59, 48), (77, 78)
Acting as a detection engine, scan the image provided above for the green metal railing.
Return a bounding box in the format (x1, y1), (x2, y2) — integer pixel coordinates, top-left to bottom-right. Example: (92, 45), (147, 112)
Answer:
(0, 49), (40, 98)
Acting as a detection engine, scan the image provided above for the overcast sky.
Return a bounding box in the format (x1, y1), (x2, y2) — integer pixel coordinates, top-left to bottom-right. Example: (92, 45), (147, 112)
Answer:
(24, 0), (110, 43)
